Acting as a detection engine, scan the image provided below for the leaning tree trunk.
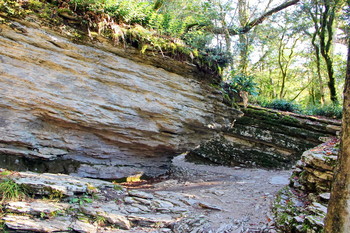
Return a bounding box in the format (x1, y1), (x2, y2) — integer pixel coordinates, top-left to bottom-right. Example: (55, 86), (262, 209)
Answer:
(324, 38), (350, 233)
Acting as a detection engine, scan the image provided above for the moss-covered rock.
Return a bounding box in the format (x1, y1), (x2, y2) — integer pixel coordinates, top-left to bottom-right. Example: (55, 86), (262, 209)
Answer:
(188, 136), (294, 168)
(224, 106), (340, 166)
(273, 186), (325, 233)
(274, 139), (339, 232)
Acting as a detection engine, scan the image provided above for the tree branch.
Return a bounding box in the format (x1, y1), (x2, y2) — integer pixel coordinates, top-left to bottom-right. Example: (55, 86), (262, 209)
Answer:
(241, 0), (300, 34)
(186, 0), (300, 36)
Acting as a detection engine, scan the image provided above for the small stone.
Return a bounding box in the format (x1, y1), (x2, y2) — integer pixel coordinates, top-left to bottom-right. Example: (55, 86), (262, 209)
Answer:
(131, 203), (151, 213)
(319, 192), (331, 201)
(133, 197), (152, 205)
(294, 216), (305, 223)
(124, 196), (137, 204)
(308, 202), (327, 215)
(171, 207), (188, 213)
(152, 200), (174, 209)
(124, 206), (142, 213)
(80, 202), (131, 229)
(158, 228), (172, 232)
(128, 190), (154, 199)
(72, 220), (98, 233)
(105, 213), (131, 229)
(159, 198), (186, 208)
(128, 213), (173, 227)
(211, 190), (225, 196)
(196, 201), (222, 211)
(306, 215), (324, 227)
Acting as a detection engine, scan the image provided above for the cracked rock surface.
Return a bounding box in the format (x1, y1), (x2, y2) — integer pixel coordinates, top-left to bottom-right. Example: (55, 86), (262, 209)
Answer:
(1, 156), (291, 233)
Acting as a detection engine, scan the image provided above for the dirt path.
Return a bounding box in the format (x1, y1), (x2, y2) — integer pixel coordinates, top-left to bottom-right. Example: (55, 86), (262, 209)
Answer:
(145, 154), (292, 232)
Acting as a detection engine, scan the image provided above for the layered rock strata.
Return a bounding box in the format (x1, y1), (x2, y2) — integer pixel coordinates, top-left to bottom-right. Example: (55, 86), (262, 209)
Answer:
(273, 139), (338, 232)
(0, 19), (242, 178)
(189, 105), (341, 168)
(0, 169), (222, 232)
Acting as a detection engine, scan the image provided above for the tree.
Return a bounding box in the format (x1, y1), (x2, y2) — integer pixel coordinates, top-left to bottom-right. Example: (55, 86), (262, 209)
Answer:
(237, 0), (249, 73)
(304, 0), (344, 104)
(276, 18), (301, 99)
(324, 14), (350, 232)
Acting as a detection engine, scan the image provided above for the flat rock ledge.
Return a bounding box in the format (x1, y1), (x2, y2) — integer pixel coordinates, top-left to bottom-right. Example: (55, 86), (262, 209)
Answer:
(0, 169), (226, 233)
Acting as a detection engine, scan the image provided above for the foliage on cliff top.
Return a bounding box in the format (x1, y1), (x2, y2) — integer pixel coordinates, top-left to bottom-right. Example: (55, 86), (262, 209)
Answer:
(0, 0), (231, 78)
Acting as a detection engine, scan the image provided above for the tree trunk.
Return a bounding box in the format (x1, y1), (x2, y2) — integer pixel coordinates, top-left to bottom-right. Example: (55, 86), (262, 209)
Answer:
(324, 56), (337, 103)
(311, 30), (325, 105)
(153, 0), (165, 11)
(238, 0), (249, 74)
(324, 38), (350, 233)
(319, 0), (338, 104)
(307, 0), (340, 104)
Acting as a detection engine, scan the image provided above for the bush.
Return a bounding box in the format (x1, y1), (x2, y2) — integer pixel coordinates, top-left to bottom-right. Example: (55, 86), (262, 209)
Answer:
(261, 99), (300, 113)
(306, 104), (342, 119)
(226, 73), (258, 95)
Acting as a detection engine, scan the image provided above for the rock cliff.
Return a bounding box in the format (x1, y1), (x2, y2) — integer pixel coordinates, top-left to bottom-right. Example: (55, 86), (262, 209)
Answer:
(0, 19), (242, 178)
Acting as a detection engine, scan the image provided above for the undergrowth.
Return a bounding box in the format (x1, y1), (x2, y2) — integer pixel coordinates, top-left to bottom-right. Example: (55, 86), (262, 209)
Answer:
(0, 0), (230, 78)
(259, 99), (301, 113)
(305, 104), (342, 119)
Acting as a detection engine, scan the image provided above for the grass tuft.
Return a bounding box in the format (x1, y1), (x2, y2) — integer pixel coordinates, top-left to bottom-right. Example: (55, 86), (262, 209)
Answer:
(0, 179), (27, 203)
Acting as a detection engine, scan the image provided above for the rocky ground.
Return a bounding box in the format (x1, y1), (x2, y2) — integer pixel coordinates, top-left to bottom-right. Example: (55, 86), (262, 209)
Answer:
(164, 153), (291, 232)
(1, 154), (291, 233)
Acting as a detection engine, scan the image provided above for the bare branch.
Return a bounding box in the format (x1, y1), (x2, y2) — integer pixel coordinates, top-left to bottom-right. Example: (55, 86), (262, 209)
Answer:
(186, 0), (300, 35)
(241, 0), (300, 34)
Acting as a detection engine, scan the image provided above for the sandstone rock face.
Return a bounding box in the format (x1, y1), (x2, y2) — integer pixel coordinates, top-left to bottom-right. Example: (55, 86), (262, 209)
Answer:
(0, 20), (242, 178)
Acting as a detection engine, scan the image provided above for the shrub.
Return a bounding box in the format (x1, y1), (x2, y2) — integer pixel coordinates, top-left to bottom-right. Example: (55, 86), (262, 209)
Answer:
(306, 104), (342, 119)
(261, 99), (300, 113)
(0, 0), (24, 16)
(226, 73), (258, 95)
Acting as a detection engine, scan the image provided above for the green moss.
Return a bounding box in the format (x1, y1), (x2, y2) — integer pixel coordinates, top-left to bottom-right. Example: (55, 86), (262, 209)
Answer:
(0, 0), (26, 17)
(27, 0), (43, 12)
(189, 137), (293, 168)
(44, 187), (64, 200)
(242, 108), (302, 128)
(234, 113), (325, 145)
(324, 156), (337, 167)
